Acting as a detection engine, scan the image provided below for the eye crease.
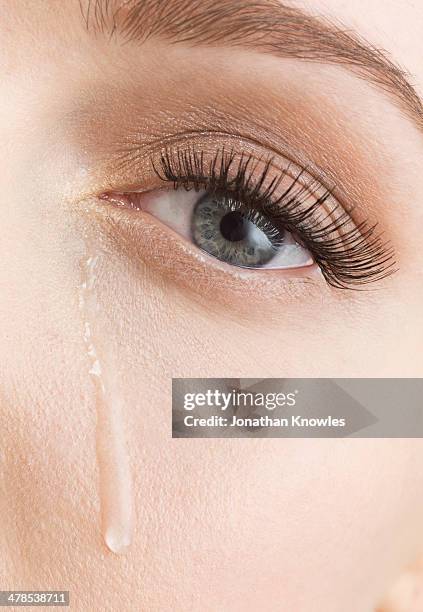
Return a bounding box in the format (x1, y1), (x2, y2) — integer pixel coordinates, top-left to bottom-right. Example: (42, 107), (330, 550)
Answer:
(108, 145), (397, 290)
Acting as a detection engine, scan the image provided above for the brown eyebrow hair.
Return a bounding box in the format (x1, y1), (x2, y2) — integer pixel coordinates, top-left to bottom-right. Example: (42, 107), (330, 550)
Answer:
(81, 0), (423, 131)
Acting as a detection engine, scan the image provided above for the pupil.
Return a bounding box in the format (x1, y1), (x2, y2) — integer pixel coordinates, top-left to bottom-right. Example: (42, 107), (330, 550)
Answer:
(219, 211), (249, 242)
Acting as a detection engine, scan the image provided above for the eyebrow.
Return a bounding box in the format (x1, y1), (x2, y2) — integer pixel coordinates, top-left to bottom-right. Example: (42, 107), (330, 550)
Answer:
(81, 0), (423, 132)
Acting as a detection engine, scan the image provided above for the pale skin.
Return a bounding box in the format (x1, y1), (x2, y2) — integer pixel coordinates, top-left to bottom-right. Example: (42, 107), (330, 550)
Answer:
(0, 1), (422, 611)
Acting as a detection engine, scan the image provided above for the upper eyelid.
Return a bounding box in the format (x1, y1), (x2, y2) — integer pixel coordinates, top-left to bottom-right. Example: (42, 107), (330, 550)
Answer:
(153, 146), (333, 208)
(114, 130), (344, 206)
(112, 139), (344, 231)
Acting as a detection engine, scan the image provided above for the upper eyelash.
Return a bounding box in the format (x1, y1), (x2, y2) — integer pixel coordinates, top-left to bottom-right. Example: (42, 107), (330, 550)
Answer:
(152, 146), (397, 289)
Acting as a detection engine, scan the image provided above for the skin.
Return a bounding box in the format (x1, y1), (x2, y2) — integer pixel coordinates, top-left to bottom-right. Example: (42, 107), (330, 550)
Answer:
(0, 1), (422, 611)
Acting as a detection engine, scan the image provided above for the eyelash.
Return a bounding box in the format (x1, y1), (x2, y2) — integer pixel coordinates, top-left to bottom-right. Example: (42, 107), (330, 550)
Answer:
(150, 146), (396, 290)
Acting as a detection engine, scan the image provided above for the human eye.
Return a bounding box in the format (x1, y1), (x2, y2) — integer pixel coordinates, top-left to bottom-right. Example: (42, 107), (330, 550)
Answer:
(103, 140), (395, 291)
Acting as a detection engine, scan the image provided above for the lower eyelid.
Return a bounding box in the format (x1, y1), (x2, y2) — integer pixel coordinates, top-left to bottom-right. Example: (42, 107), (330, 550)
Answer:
(112, 186), (316, 269)
(97, 197), (325, 318)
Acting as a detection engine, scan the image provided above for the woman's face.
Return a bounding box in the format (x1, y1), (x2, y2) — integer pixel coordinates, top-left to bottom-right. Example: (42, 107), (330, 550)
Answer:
(1, 1), (423, 610)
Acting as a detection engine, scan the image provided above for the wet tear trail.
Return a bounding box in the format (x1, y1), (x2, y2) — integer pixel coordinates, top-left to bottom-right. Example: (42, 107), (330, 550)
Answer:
(79, 253), (134, 555)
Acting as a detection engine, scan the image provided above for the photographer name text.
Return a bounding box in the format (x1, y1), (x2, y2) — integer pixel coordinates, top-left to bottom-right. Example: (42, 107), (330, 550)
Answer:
(183, 414), (346, 428)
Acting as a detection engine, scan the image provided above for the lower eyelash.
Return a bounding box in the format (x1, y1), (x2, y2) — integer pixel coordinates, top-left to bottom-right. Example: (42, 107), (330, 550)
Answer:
(152, 146), (397, 289)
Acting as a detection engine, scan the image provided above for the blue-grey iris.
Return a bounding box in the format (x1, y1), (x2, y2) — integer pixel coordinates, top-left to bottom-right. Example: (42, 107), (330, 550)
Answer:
(191, 193), (285, 267)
